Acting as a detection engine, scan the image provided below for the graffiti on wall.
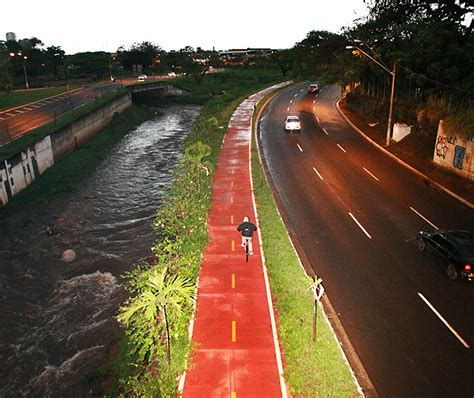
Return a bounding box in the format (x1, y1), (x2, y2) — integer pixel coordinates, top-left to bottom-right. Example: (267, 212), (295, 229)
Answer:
(0, 136), (54, 208)
(436, 136), (449, 159)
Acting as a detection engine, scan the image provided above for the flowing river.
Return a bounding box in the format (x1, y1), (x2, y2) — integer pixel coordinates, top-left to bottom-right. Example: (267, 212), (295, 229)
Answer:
(0, 104), (200, 396)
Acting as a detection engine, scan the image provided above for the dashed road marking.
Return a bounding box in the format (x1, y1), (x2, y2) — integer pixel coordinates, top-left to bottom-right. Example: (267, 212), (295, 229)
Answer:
(231, 240), (235, 252)
(6, 113), (15, 116)
(232, 274), (236, 289)
(230, 196), (234, 204)
(418, 292), (470, 348)
(337, 144), (347, 153)
(232, 321), (237, 342)
(231, 215), (234, 224)
(313, 99), (316, 104)
(294, 93), (298, 98)
(313, 106), (316, 112)
(322, 127), (328, 135)
(313, 167), (324, 180)
(363, 167), (380, 181)
(287, 106), (290, 112)
(231, 392), (237, 398)
(349, 212), (372, 239)
(297, 143), (303, 152)
(410, 207), (439, 230)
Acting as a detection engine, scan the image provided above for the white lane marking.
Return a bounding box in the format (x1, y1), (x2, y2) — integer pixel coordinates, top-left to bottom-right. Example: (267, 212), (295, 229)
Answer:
(363, 167), (380, 181)
(297, 143), (303, 152)
(322, 127), (328, 135)
(287, 106), (290, 112)
(418, 292), (470, 349)
(316, 116), (320, 123)
(313, 99), (316, 104)
(294, 93), (298, 98)
(15, 109), (24, 113)
(300, 88), (304, 93)
(337, 144), (347, 153)
(410, 207), (439, 230)
(290, 99), (293, 104)
(313, 167), (324, 180)
(0, 117), (4, 121)
(6, 113), (15, 116)
(348, 212), (372, 239)
(23, 107), (33, 111)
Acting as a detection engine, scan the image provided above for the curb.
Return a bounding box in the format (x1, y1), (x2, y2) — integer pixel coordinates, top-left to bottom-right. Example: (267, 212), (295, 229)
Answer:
(254, 83), (377, 398)
(335, 96), (474, 210)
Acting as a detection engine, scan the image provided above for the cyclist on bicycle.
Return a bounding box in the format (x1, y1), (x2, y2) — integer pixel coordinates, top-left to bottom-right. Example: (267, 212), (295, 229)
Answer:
(237, 216), (257, 255)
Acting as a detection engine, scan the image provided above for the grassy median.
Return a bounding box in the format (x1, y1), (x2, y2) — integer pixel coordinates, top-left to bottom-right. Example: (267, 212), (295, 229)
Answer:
(252, 96), (361, 397)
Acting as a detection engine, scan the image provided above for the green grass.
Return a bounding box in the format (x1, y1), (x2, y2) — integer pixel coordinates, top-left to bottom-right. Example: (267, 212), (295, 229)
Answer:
(0, 88), (128, 162)
(252, 96), (361, 397)
(0, 86), (74, 111)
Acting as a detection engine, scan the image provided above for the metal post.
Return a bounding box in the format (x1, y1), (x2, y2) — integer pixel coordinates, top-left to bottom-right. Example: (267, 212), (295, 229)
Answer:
(22, 57), (29, 90)
(386, 62), (396, 147)
(313, 298), (318, 342)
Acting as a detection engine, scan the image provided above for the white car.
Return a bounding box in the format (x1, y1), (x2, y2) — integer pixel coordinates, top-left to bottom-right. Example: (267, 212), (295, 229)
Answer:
(285, 115), (301, 132)
(138, 74), (148, 81)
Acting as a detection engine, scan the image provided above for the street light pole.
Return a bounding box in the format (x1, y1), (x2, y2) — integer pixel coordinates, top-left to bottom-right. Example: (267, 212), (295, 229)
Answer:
(386, 62), (396, 146)
(22, 56), (29, 90)
(346, 45), (396, 146)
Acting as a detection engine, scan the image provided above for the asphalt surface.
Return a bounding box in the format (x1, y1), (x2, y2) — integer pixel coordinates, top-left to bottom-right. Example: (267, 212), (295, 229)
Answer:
(0, 81), (122, 145)
(258, 82), (473, 397)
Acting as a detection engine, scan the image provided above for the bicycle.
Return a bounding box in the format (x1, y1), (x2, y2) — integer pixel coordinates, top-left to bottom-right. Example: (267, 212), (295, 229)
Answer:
(242, 237), (252, 262)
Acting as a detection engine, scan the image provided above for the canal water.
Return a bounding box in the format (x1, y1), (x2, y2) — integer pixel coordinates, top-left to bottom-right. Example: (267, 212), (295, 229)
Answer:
(0, 104), (201, 396)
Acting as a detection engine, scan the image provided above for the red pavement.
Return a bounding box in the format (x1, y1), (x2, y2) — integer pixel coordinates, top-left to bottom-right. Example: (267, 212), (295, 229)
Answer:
(181, 86), (288, 398)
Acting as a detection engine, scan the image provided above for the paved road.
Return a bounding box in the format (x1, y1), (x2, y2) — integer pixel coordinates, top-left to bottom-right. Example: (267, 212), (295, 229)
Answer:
(0, 81), (121, 145)
(258, 82), (473, 397)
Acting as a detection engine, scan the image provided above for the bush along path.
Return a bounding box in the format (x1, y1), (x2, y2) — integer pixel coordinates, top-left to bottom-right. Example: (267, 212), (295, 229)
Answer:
(180, 83), (289, 397)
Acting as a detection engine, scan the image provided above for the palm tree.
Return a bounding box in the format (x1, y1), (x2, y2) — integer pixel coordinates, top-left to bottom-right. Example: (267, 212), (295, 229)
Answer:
(118, 267), (196, 367)
(181, 141), (214, 192)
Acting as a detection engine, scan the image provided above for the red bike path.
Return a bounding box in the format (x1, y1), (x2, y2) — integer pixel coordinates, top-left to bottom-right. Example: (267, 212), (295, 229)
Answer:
(181, 85), (288, 397)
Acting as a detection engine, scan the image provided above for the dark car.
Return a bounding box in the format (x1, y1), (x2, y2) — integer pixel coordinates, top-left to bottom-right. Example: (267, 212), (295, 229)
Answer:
(417, 230), (474, 280)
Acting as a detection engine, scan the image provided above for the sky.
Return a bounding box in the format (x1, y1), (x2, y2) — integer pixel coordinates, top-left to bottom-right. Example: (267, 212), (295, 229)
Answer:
(1, 0), (370, 54)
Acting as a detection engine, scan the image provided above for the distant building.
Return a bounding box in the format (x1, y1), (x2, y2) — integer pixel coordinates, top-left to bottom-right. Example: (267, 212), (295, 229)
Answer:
(218, 48), (274, 65)
(6, 32), (16, 41)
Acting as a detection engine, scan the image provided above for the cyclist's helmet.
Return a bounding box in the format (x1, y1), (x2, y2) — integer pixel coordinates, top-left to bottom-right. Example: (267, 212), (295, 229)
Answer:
(243, 216), (249, 222)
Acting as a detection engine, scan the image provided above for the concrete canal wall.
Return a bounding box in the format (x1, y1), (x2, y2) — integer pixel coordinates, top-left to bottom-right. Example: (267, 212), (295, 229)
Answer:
(0, 92), (132, 207)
